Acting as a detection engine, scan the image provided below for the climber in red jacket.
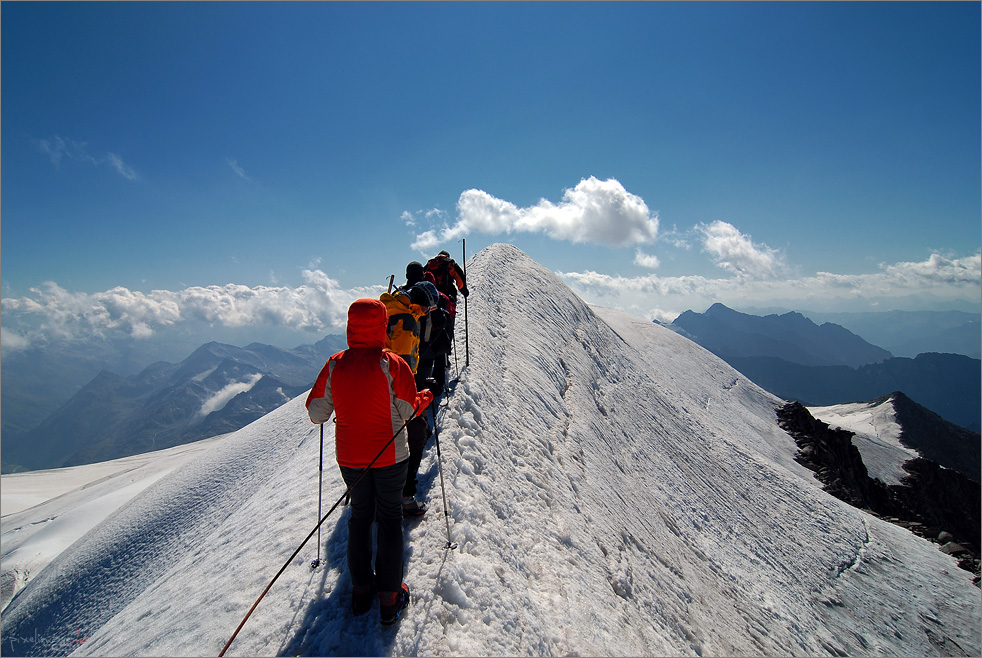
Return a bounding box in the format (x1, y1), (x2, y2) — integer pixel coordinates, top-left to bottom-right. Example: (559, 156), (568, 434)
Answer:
(306, 298), (433, 625)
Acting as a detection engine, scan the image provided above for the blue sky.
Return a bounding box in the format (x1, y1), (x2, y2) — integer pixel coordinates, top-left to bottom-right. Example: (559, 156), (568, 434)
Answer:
(2, 1), (980, 349)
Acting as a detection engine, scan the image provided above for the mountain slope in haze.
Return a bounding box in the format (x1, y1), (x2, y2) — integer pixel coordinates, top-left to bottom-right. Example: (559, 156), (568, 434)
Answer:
(889, 391), (981, 476)
(2, 244), (978, 658)
(669, 304), (981, 432)
(0, 332), (222, 468)
(671, 303), (893, 367)
(804, 309), (981, 359)
(3, 336), (345, 472)
(727, 352), (981, 433)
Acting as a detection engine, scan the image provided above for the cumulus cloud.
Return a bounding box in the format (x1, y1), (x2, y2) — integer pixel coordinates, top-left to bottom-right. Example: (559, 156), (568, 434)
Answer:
(881, 252), (981, 285)
(697, 220), (787, 279)
(0, 270), (381, 349)
(634, 250), (660, 269)
(559, 251), (982, 321)
(412, 177), (658, 251)
(36, 135), (138, 181)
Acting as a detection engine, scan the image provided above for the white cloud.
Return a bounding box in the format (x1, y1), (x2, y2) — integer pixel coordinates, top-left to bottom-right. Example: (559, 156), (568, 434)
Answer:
(559, 251), (982, 320)
(38, 135), (69, 166)
(0, 271), (381, 348)
(227, 158), (252, 182)
(36, 135), (138, 180)
(411, 229), (441, 252)
(412, 177), (658, 251)
(198, 373), (263, 416)
(660, 225), (692, 251)
(881, 252), (981, 285)
(697, 220), (787, 279)
(0, 327), (31, 353)
(634, 250), (660, 269)
(402, 208), (448, 231)
(107, 153), (138, 180)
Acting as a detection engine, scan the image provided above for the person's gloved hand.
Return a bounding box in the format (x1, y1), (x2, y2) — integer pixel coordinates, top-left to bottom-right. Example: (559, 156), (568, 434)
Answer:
(461, 286), (470, 298)
(418, 389), (434, 412)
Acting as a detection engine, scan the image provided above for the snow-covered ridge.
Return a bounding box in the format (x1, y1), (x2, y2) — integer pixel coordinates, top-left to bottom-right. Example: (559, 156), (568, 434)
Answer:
(1, 435), (228, 610)
(2, 244), (978, 657)
(809, 396), (914, 486)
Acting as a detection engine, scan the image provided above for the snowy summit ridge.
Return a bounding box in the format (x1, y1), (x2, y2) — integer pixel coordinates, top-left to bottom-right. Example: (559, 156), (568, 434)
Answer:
(2, 243), (979, 657)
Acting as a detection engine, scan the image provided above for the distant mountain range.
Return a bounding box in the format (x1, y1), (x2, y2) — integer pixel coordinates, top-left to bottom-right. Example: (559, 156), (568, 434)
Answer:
(5, 301), (978, 473)
(739, 307), (981, 359)
(2, 336), (345, 473)
(671, 303), (893, 367)
(1, 331), (233, 451)
(802, 309), (980, 359)
(669, 304), (981, 433)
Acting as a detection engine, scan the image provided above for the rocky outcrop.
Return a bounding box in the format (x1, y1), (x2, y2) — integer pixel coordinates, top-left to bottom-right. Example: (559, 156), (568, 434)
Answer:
(778, 401), (980, 582)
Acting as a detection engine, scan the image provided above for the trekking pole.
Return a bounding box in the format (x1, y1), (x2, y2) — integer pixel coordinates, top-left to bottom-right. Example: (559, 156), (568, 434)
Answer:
(451, 325), (459, 383)
(431, 404), (457, 551)
(462, 238), (469, 367)
(219, 402), (423, 657)
(310, 422), (325, 570)
(386, 274), (395, 294)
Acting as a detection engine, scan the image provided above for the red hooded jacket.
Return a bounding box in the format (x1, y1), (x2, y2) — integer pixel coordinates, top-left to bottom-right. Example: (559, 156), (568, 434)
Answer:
(306, 298), (432, 468)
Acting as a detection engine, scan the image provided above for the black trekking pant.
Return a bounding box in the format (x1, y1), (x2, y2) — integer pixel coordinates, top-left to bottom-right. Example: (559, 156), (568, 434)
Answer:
(339, 460), (408, 594)
(432, 352), (449, 391)
(402, 416), (430, 498)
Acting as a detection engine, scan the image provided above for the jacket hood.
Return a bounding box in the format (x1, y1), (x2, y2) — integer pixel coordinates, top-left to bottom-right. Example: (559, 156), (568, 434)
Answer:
(346, 298), (388, 349)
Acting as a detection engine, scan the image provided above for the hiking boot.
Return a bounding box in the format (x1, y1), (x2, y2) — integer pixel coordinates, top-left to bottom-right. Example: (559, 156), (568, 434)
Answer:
(351, 583), (375, 616)
(402, 496), (427, 518)
(379, 583), (410, 625)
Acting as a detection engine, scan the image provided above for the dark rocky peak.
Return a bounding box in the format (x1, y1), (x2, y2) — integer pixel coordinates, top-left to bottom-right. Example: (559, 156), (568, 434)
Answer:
(778, 401), (980, 581)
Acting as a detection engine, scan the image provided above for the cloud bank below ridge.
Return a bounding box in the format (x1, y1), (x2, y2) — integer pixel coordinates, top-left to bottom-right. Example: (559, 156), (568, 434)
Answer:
(1, 270), (379, 351)
(560, 251), (982, 322)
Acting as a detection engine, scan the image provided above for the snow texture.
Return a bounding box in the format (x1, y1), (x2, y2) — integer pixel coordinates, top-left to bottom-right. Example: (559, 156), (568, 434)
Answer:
(810, 396), (915, 486)
(1, 436), (228, 611)
(1, 244), (979, 657)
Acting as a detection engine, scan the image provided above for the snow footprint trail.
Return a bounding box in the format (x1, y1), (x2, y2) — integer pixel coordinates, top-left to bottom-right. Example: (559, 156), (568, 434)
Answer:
(278, 510), (405, 657)
(273, 378), (467, 657)
(404, 245), (681, 656)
